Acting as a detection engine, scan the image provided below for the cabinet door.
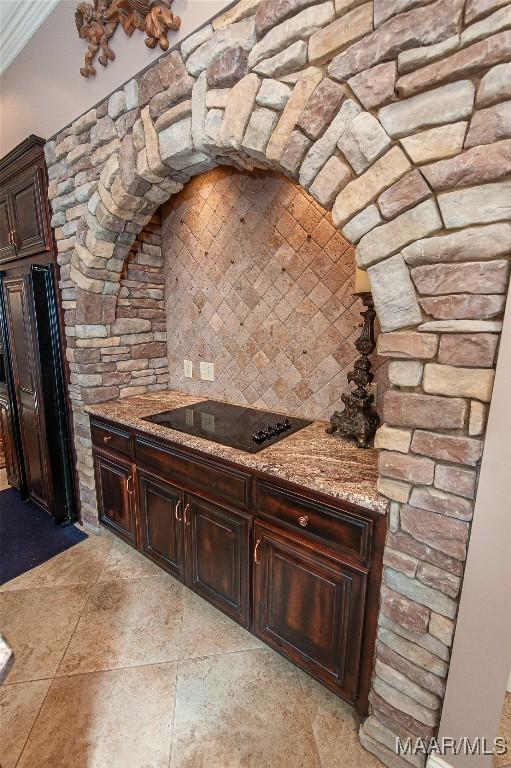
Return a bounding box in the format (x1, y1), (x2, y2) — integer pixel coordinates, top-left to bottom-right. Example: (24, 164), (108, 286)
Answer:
(94, 453), (136, 545)
(0, 193), (16, 264)
(2, 277), (49, 509)
(253, 522), (367, 704)
(0, 396), (21, 489)
(185, 495), (251, 627)
(138, 472), (184, 579)
(9, 166), (50, 258)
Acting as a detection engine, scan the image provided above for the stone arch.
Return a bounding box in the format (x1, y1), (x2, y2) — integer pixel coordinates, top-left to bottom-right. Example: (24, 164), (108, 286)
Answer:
(45, 0), (511, 764)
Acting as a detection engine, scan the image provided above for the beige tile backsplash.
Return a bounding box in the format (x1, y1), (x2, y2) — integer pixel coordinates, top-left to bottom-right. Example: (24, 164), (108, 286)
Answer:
(162, 167), (388, 422)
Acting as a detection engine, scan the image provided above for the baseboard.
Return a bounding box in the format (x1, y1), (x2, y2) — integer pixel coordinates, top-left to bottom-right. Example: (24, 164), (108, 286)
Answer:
(427, 756), (454, 768)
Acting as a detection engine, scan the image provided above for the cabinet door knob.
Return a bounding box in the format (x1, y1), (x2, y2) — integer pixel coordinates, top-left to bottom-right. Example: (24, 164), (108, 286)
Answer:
(175, 499), (182, 522)
(184, 503), (190, 526)
(254, 538), (261, 565)
(298, 515), (309, 528)
(103, 435), (113, 444)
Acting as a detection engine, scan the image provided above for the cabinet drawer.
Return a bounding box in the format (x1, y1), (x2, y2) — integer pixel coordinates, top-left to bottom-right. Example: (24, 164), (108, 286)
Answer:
(255, 481), (372, 562)
(91, 420), (132, 458)
(136, 437), (251, 509)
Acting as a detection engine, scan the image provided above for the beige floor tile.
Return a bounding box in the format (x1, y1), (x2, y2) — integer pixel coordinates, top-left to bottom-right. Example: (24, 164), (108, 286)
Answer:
(299, 673), (383, 768)
(0, 532), (112, 592)
(180, 589), (265, 660)
(494, 693), (511, 768)
(170, 648), (321, 768)
(0, 679), (51, 768)
(0, 584), (89, 683)
(58, 573), (184, 675)
(98, 534), (161, 581)
(17, 663), (177, 768)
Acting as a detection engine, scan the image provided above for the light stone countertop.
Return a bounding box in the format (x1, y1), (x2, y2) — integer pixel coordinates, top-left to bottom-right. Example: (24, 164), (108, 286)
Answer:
(86, 391), (387, 515)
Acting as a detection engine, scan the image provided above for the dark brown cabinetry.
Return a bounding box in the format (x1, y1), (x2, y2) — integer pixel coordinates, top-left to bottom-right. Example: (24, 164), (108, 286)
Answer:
(0, 160), (51, 266)
(0, 391), (20, 489)
(91, 417), (385, 714)
(138, 472), (184, 579)
(94, 452), (136, 546)
(0, 136), (76, 523)
(2, 276), (49, 508)
(186, 495), (251, 627)
(253, 521), (366, 702)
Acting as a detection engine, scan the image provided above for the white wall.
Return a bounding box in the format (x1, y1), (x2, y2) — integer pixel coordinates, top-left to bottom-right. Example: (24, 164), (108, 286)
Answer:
(0, 0), (234, 155)
(437, 293), (511, 766)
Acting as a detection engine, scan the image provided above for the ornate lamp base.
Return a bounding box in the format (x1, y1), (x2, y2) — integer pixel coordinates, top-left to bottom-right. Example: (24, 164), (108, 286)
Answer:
(327, 293), (380, 449)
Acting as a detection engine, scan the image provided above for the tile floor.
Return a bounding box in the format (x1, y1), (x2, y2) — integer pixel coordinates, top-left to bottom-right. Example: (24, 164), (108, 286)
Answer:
(0, 514), (382, 768)
(0, 475), (509, 768)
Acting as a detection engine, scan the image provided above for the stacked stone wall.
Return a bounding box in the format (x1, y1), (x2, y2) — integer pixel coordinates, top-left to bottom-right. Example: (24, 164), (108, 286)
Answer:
(44, 0), (511, 765)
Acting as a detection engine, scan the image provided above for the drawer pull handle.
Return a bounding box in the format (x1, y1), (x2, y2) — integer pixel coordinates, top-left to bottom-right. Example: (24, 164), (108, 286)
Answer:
(184, 503), (190, 526)
(103, 435), (113, 444)
(126, 475), (132, 495)
(254, 538), (261, 565)
(175, 500), (182, 522)
(298, 515), (309, 528)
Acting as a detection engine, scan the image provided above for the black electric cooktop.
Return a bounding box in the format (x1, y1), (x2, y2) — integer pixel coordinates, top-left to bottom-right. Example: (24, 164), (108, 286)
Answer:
(142, 400), (312, 453)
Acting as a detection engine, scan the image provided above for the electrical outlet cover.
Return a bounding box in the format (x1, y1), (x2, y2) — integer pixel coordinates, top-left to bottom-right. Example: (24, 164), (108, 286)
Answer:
(200, 361), (215, 381)
(184, 360), (193, 378)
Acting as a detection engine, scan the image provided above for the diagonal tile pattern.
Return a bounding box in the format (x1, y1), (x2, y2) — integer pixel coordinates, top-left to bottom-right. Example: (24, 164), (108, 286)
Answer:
(0, 527), (386, 768)
(162, 167), (388, 420)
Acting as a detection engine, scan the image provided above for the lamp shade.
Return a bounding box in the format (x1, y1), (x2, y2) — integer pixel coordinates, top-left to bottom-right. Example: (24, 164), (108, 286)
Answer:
(354, 268), (371, 294)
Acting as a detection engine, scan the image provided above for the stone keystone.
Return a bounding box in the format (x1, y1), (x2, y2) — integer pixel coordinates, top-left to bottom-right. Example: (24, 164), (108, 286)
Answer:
(218, 73), (261, 151)
(266, 69), (323, 163)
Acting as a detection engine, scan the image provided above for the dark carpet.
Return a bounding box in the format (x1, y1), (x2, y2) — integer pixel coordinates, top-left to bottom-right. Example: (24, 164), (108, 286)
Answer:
(0, 488), (87, 585)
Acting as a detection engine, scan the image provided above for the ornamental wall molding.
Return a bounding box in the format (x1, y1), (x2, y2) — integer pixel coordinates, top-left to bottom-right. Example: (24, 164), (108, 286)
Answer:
(75, 0), (181, 77)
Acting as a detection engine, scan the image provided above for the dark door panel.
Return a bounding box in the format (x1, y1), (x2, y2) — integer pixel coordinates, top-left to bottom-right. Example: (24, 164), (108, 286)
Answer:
(186, 495), (251, 627)
(0, 394), (21, 489)
(9, 165), (50, 258)
(2, 277), (49, 509)
(253, 522), (367, 704)
(138, 472), (184, 579)
(94, 453), (136, 545)
(0, 193), (15, 264)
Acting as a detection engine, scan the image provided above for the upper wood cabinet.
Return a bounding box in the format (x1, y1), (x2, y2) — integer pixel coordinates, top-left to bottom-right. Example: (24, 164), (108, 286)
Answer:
(0, 137), (52, 266)
(0, 192), (16, 263)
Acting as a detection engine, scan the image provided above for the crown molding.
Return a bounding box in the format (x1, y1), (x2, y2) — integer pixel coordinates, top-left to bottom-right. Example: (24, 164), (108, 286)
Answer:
(0, 0), (60, 76)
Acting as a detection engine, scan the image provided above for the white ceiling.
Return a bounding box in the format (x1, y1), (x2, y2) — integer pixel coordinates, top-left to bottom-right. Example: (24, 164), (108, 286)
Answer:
(0, 0), (60, 76)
